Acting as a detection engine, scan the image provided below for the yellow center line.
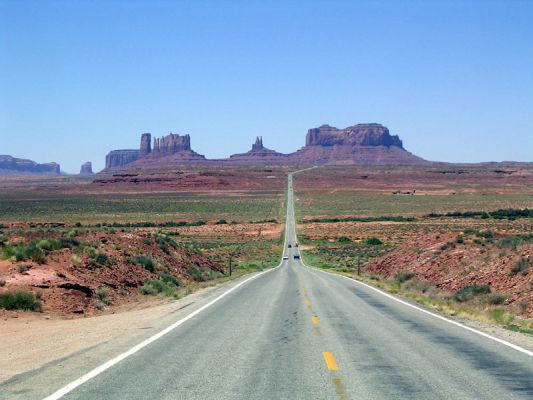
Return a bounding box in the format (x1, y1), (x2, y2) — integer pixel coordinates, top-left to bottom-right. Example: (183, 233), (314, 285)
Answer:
(332, 377), (348, 400)
(311, 315), (319, 325)
(304, 299), (311, 306)
(322, 352), (339, 371)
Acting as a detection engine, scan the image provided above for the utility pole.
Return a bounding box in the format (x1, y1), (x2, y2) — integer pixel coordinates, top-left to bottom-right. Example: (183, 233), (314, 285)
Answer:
(228, 254), (232, 277)
(357, 256), (361, 276)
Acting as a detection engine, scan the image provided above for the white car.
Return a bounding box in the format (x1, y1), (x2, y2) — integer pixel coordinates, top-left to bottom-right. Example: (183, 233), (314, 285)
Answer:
(282, 256), (289, 260)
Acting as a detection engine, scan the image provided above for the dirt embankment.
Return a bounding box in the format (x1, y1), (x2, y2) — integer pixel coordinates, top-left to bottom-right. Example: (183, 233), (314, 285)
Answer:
(363, 231), (533, 316)
(0, 229), (223, 316)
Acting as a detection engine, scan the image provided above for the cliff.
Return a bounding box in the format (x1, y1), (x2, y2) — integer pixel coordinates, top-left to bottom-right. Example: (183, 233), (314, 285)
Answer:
(102, 123), (428, 170)
(80, 161), (94, 175)
(0, 155), (60, 175)
(305, 123), (403, 147)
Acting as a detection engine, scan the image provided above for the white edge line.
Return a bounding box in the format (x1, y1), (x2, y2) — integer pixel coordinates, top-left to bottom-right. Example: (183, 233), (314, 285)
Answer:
(290, 169), (533, 359)
(43, 171), (298, 400)
(306, 263), (533, 358)
(42, 266), (279, 400)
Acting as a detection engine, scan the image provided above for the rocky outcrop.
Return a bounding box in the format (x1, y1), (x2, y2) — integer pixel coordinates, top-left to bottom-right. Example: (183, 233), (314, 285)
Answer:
(102, 123), (428, 170)
(288, 123), (426, 166)
(305, 123), (403, 147)
(103, 133), (205, 170)
(152, 133), (191, 155)
(0, 155), (60, 175)
(80, 162), (94, 175)
(229, 137), (288, 164)
(105, 150), (140, 169)
(140, 133), (151, 157)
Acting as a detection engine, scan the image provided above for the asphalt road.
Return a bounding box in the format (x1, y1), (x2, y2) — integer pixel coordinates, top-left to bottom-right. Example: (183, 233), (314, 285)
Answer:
(8, 172), (533, 399)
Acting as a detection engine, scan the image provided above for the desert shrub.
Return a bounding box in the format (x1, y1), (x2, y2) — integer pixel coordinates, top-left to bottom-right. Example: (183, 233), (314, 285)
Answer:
(0, 279), (5, 287)
(140, 282), (159, 295)
(499, 236), (522, 249)
(338, 236), (351, 243)
(136, 255), (155, 272)
(59, 237), (80, 248)
(455, 235), (464, 244)
(142, 238), (151, 245)
(159, 273), (180, 287)
(71, 254), (82, 267)
(187, 266), (204, 282)
(440, 241), (456, 251)
(365, 237), (382, 246)
(94, 253), (110, 267)
(487, 293), (506, 305)
(395, 272), (415, 283)
(453, 284), (491, 302)
(0, 290), (42, 311)
(490, 309), (515, 325)
(511, 257), (530, 275)
(215, 219), (228, 225)
(140, 278), (178, 298)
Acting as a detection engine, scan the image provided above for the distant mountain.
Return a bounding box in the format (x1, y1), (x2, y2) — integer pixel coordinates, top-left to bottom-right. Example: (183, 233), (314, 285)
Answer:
(0, 155), (61, 175)
(101, 123), (428, 171)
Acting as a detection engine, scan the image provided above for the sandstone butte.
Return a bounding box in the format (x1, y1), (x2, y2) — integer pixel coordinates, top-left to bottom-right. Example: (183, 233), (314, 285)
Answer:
(0, 155), (61, 175)
(103, 123), (428, 171)
(79, 161), (94, 175)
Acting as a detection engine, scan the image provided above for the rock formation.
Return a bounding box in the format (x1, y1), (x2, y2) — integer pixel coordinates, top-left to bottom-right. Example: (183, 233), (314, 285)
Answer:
(305, 123), (403, 148)
(140, 133), (152, 156)
(105, 150), (140, 169)
(104, 132), (205, 170)
(288, 123), (426, 165)
(0, 155), (60, 175)
(102, 123), (428, 170)
(229, 136), (288, 164)
(80, 161), (94, 175)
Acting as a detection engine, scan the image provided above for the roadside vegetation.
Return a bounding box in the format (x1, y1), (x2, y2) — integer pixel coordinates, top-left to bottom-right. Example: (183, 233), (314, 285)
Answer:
(294, 166), (533, 336)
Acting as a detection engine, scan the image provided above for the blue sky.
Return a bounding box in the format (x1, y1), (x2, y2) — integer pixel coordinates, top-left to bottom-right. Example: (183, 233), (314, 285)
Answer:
(1, 0), (532, 173)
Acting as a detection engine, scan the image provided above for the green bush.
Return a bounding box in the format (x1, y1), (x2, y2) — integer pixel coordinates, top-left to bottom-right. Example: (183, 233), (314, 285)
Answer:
(338, 236), (351, 243)
(365, 237), (382, 245)
(453, 284), (491, 302)
(0, 290), (42, 311)
(94, 253), (110, 267)
(215, 219), (228, 225)
(395, 272), (415, 283)
(487, 293), (506, 305)
(187, 266), (204, 282)
(511, 257), (530, 275)
(136, 255), (155, 272)
(159, 273), (181, 287)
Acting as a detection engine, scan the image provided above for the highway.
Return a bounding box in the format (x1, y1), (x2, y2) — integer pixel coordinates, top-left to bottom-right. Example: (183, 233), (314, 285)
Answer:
(5, 172), (533, 399)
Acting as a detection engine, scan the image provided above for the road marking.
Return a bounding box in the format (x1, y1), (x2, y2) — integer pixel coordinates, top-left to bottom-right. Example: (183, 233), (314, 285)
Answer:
(332, 377), (348, 400)
(304, 299), (311, 306)
(322, 352), (339, 371)
(310, 267), (533, 358)
(41, 266), (280, 400)
(311, 315), (319, 325)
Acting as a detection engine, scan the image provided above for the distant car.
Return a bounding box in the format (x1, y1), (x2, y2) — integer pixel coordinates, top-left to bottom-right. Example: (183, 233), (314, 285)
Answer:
(288, 244), (292, 248)
(283, 256), (289, 260)
(295, 243), (299, 247)
(293, 255), (300, 260)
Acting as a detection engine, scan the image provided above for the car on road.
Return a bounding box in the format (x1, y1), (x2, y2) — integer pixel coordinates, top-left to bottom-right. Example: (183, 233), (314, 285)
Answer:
(282, 256), (289, 260)
(288, 244), (292, 248)
(293, 255), (300, 259)
(295, 243), (299, 247)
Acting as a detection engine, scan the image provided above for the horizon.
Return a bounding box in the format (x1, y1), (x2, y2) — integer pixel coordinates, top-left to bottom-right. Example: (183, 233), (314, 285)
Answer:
(1, 0), (532, 173)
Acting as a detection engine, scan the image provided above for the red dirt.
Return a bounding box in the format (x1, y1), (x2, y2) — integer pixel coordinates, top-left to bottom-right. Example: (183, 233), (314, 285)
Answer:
(363, 232), (533, 316)
(0, 230), (223, 317)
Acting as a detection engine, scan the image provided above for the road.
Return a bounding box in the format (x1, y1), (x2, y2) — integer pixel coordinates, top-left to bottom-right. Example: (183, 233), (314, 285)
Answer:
(6, 172), (533, 399)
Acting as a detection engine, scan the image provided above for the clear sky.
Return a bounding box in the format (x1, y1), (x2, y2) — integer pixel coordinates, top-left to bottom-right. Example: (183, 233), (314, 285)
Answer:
(1, 0), (532, 173)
